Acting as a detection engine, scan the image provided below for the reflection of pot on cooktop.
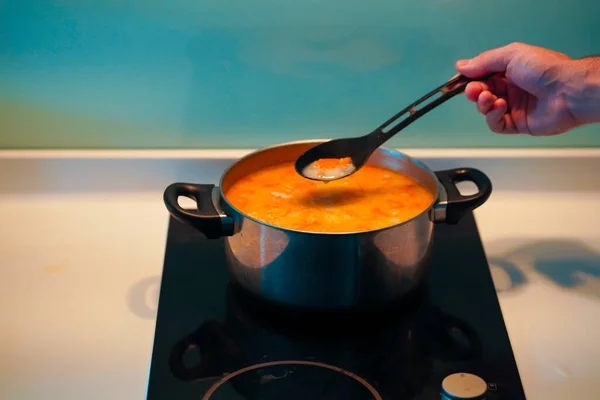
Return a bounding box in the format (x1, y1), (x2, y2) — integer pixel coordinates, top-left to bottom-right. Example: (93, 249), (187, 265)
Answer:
(169, 283), (483, 399)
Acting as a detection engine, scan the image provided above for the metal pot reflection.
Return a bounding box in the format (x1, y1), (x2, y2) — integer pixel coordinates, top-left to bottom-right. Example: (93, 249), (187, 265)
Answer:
(169, 284), (482, 399)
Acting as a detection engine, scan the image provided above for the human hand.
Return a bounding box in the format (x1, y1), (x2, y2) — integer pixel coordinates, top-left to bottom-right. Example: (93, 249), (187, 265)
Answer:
(456, 42), (598, 136)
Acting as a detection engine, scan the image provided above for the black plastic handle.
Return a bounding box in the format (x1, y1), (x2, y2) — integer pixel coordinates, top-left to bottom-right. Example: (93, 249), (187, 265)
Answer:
(372, 73), (498, 145)
(163, 183), (230, 239)
(434, 168), (493, 224)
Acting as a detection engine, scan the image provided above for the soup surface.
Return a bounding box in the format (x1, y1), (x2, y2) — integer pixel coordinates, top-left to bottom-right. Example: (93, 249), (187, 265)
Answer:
(225, 161), (434, 233)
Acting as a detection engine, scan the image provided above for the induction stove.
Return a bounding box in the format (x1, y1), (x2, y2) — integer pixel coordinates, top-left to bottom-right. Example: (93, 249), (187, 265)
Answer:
(146, 212), (525, 399)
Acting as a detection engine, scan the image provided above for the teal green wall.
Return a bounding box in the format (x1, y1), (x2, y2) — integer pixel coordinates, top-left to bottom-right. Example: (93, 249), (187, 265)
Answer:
(1, 0), (598, 149)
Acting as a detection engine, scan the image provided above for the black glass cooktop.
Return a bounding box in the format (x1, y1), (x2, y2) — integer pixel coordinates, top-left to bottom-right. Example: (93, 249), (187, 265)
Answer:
(146, 212), (525, 400)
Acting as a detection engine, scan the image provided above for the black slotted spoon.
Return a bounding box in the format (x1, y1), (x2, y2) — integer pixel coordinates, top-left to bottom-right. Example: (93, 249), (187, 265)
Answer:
(295, 73), (496, 181)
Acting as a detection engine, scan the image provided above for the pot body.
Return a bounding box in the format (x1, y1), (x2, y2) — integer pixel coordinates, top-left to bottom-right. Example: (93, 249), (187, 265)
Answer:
(164, 140), (492, 310)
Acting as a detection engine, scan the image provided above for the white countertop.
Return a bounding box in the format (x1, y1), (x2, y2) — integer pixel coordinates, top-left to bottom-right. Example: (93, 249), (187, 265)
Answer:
(1, 148), (600, 400)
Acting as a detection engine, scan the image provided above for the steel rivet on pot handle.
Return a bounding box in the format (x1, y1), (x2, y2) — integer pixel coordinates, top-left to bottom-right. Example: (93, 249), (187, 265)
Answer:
(163, 183), (234, 239)
(433, 168), (493, 224)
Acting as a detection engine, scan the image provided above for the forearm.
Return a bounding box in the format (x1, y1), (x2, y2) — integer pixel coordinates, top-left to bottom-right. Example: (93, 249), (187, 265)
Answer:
(566, 56), (600, 124)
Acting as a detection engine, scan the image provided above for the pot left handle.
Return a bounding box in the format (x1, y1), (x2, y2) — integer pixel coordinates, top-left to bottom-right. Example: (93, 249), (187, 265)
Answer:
(163, 183), (234, 239)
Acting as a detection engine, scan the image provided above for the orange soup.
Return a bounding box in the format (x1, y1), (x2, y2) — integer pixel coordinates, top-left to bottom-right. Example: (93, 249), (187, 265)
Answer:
(225, 162), (434, 233)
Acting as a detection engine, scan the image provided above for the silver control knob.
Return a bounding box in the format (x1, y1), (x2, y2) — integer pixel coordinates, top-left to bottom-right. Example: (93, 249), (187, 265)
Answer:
(441, 372), (488, 399)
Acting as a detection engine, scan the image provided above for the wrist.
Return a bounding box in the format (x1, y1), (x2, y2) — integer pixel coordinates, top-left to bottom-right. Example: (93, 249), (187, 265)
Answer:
(565, 57), (600, 124)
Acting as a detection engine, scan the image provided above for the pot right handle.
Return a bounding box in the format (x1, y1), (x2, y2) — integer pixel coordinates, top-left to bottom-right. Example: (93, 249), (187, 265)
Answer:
(163, 183), (234, 239)
(434, 168), (492, 224)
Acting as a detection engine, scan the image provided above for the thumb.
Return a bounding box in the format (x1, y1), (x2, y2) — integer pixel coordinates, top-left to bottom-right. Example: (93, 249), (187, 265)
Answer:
(456, 43), (521, 78)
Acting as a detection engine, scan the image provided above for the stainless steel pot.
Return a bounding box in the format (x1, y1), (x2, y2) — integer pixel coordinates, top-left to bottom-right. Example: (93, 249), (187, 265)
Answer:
(163, 140), (492, 310)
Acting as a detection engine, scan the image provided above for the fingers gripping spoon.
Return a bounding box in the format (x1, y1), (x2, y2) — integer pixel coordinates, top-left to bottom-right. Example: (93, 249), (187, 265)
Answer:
(295, 73), (496, 181)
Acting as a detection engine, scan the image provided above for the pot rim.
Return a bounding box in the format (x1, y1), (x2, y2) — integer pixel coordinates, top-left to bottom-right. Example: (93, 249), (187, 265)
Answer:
(218, 139), (441, 236)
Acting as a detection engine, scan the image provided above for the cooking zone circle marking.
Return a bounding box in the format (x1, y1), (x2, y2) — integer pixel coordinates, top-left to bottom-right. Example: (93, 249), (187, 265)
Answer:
(202, 360), (383, 400)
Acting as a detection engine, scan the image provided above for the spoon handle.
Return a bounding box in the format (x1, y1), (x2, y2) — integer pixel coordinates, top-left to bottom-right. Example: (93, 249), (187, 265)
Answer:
(370, 73), (498, 145)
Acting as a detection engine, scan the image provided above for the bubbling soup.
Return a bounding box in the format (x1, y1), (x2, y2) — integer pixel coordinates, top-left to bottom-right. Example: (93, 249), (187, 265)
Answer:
(225, 161), (435, 233)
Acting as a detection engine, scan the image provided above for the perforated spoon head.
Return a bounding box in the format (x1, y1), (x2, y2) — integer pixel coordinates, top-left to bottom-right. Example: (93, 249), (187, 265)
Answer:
(294, 136), (374, 182)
